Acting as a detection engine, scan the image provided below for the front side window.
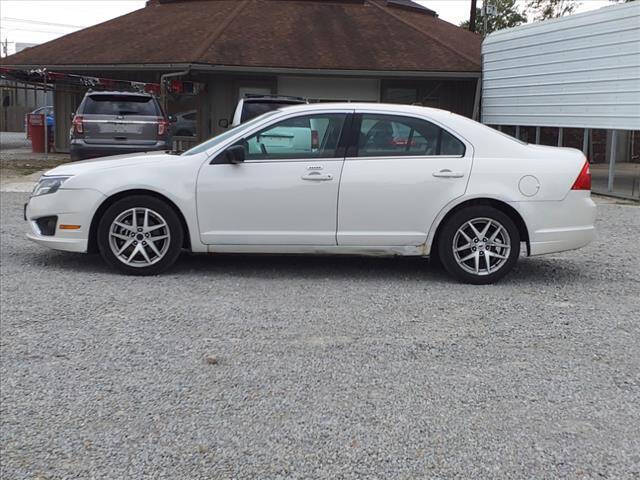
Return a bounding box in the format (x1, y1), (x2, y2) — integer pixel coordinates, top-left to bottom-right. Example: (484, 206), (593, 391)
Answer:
(357, 114), (465, 157)
(241, 113), (347, 160)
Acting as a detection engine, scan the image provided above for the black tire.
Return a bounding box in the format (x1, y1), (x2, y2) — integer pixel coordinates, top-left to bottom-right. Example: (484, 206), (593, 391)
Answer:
(438, 206), (520, 285)
(97, 195), (184, 275)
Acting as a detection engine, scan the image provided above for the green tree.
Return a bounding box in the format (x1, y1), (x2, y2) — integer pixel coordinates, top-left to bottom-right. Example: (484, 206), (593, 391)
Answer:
(460, 0), (527, 35)
(526, 0), (580, 21)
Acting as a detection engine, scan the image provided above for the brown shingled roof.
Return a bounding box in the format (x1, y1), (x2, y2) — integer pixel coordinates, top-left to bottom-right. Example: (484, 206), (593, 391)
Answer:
(1, 0), (481, 72)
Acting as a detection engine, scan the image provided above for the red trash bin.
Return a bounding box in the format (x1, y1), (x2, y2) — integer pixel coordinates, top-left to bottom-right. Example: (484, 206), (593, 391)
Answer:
(29, 114), (45, 152)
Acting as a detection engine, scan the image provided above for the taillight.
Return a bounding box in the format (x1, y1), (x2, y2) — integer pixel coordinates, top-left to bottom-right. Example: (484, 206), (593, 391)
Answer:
(157, 117), (169, 137)
(72, 115), (84, 134)
(571, 160), (591, 191)
(311, 130), (319, 149)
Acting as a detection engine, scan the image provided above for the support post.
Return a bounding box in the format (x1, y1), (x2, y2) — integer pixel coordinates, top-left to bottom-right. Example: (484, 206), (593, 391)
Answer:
(43, 68), (48, 162)
(535, 126), (540, 144)
(608, 130), (617, 192)
(472, 74), (482, 121)
(582, 128), (589, 156)
(557, 127), (563, 147)
(515, 125), (520, 140)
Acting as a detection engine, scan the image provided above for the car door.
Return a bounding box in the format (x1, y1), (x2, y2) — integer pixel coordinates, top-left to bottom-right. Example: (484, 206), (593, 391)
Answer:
(337, 112), (472, 246)
(197, 111), (351, 245)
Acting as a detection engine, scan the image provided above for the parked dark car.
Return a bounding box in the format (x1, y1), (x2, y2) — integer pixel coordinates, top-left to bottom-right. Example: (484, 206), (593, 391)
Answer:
(70, 91), (169, 161)
(169, 110), (197, 137)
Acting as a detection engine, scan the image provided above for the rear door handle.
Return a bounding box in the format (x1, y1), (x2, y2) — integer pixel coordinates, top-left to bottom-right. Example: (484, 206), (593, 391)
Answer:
(302, 172), (333, 181)
(433, 169), (464, 178)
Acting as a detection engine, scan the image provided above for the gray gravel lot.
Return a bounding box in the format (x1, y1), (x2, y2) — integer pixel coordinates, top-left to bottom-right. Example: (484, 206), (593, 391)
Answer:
(1, 191), (639, 479)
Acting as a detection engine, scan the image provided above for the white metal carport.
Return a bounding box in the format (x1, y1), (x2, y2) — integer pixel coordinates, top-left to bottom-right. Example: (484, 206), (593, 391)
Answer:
(481, 1), (640, 199)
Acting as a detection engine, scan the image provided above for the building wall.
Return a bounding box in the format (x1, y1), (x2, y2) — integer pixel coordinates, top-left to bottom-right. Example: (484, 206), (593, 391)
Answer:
(278, 76), (380, 102)
(482, 1), (640, 130)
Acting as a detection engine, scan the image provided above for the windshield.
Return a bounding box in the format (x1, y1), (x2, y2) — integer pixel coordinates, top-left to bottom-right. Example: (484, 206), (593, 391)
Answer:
(182, 111), (279, 156)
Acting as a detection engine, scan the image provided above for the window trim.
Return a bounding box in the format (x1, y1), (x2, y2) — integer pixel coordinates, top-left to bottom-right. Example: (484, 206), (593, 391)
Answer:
(346, 110), (470, 160)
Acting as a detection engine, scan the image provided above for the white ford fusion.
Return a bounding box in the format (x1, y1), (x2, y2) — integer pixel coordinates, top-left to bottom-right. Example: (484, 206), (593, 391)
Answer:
(25, 103), (595, 284)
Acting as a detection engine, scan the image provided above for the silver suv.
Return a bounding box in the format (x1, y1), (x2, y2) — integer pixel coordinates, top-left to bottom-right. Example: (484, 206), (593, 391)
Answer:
(70, 91), (169, 161)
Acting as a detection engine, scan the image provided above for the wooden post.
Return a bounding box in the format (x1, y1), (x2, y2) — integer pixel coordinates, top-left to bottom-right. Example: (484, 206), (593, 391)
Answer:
(535, 126), (540, 144)
(557, 127), (563, 147)
(515, 126), (520, 140)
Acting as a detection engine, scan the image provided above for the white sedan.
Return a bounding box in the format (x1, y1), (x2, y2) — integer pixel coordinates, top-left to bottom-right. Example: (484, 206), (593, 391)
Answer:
(25, 103), (595, 284)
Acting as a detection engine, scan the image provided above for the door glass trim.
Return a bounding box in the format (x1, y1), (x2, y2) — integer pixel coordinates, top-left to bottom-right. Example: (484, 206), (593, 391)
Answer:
(343, 155), (465, 161)
(243, 157), (344, 164)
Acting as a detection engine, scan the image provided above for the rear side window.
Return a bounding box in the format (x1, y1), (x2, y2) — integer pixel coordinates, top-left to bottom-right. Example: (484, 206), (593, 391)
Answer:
(241, 101), (304, 123)
(82, 95), (160, 116)
(357, 114), (465, 157)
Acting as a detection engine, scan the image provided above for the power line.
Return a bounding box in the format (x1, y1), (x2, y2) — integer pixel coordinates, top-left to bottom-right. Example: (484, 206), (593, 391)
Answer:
(0, 27), (80, 35)
(0, 17), (85, 29)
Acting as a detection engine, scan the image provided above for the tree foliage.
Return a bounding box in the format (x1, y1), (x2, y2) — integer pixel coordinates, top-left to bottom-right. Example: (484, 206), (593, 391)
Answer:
(526, 0), (580, 21)
(460, 0), (527, 35)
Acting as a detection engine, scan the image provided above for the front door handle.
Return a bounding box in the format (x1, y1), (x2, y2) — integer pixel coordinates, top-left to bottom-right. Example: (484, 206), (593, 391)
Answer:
(302, 172), (333, 181)
(433, 169), (464, 178)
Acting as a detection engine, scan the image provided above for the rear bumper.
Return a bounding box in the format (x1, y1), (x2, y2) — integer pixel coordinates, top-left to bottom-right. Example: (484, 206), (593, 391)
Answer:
(70, 140), (168, 160)
(25, 188), (106, 253)
(512, 191), (597, 256)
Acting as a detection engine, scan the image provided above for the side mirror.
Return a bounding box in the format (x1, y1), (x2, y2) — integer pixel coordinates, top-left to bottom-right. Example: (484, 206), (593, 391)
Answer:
(212, 144), (245, 164)
(218, 118), (229, 129)
(168, 115), (177, 123)
(70, 112), (76, 121)
(227, 144), (245, 164)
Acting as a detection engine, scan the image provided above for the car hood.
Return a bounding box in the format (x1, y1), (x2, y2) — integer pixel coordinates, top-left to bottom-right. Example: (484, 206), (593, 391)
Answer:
(45, 152), (179, 176)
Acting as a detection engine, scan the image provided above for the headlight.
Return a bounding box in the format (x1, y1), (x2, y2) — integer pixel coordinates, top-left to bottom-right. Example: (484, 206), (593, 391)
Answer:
(31, 176), (72, 197)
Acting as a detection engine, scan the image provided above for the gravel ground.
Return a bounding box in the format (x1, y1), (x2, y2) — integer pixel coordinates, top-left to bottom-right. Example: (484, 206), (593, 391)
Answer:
(1, 191), (639, 479)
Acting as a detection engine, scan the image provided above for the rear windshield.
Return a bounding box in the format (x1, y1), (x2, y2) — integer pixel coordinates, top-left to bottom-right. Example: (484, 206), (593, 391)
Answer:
(83, 95), (159, 116)
(241, 101), (303, 123)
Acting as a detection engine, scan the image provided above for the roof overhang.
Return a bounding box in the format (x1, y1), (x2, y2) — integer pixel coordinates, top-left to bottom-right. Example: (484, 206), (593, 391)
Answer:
(0, 63), (480, 78)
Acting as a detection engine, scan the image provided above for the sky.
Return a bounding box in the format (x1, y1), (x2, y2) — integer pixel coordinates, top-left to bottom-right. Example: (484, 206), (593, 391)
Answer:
(0, 0), (616, 56)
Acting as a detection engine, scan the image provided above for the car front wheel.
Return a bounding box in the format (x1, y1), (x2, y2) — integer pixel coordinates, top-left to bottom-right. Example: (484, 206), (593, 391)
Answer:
(438, 206), (520, 284)
(97, 195), (184, 275)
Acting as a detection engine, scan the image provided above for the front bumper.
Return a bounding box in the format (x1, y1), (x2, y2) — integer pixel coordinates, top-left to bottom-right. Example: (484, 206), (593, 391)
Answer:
(513, 191), (597, 256)
(25, 188), (106, 253)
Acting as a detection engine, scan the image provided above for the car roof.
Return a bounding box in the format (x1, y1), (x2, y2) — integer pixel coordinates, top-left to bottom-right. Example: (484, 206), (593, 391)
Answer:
(85, 90), (154, 98)
(244, 96), (305, 103)
(276, 102), (460, 120)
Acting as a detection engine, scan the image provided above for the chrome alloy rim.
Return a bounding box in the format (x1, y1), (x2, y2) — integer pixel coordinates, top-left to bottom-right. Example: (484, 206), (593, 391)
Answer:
(452, 217), (511, 276)
(108, 208), (170, 267)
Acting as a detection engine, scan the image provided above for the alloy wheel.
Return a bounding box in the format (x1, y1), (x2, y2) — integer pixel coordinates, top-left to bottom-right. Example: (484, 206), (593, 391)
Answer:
(452, 217), (511, 276)
(108, 207), (171, 267)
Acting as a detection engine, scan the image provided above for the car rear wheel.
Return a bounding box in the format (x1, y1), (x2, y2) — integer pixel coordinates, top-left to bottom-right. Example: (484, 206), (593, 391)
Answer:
(97, 195), (183, 275)
(438, 206), (520, 284)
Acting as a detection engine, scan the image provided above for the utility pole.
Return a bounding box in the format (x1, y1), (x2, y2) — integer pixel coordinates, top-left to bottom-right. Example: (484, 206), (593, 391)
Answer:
(469, 0), (478, 33)
(483, 0), (489, 36)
